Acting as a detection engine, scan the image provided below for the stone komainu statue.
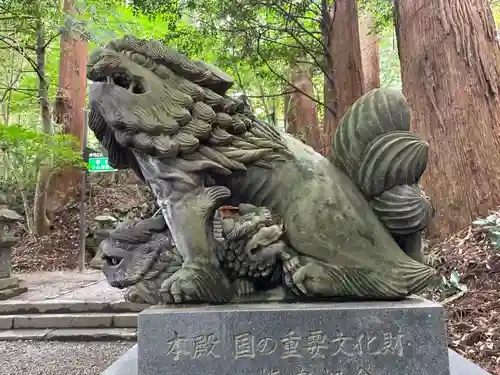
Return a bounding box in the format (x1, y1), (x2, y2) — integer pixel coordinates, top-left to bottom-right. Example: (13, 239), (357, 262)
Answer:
(100, 205), (288, 304)
(88, 35), (434, 304)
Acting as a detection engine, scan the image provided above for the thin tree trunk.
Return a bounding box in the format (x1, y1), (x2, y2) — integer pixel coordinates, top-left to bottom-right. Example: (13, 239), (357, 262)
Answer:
(322, 1), (365, 157)
(359, 12), (380, 92)
(33, 17), (53, 236)
(395, 0), (500, 237)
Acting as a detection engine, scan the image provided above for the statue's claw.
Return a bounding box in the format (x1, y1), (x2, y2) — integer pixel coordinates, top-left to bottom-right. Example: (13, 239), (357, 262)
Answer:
(283, 256), (335, 297)
(234, 279), (255, 296)
(160, 263), (233, 304)
(283, 255), (307, 295)
(124, 285), (157, 305)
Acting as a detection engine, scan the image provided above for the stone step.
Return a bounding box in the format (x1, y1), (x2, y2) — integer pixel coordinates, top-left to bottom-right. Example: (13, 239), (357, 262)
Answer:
(0, 300), (149, 315)
(0, 312), (138, 329)
(0, 328), (137, 341)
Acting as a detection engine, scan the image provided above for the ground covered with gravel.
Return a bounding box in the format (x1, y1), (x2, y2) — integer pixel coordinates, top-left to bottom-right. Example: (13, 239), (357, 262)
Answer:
(0, 340), (134, 375)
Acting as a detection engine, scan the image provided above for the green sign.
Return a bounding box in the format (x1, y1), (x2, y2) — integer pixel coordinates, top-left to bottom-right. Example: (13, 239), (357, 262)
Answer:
(88, 157), (116, 172)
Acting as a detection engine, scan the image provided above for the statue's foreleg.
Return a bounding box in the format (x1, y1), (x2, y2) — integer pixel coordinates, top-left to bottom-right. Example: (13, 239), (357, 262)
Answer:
(135, 156), (233, 304)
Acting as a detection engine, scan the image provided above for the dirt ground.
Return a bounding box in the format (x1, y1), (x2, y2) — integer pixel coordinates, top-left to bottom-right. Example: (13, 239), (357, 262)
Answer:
(423, 223), (500, 374)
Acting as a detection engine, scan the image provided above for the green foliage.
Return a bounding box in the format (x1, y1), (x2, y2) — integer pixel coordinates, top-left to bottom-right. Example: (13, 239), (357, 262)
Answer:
(0, 0), (62, 124)
(472, 214), (500, 249)
(438, 270), (468, 297)
(0, 123), (84, 191)
(359, 0), (394, 33)
(379, 30), (402, 89)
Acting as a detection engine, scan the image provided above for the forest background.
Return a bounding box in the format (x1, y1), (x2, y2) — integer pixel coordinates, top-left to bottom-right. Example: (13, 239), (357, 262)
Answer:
(4, 1), (500, 371)
(3, 0), (500, 239)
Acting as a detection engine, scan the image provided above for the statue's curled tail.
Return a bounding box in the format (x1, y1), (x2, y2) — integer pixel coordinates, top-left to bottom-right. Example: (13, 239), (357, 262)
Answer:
(332, 88), (433, 262)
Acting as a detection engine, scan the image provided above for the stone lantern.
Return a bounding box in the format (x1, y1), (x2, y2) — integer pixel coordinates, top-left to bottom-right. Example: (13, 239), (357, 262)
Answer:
(89, 215), (118, 269)
(0, 205), (27, 299)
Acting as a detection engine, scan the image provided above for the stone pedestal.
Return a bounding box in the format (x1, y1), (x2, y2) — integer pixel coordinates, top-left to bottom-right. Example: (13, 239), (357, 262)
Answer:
(89, 215), (117, 270)
(0, 240), (13, 279)
(89, 229), (113, 269)
(0, 208), (27, 300)
(138, 297), (450, 375)
(0, 239), (27, 300)
(101, 345), (492, 375)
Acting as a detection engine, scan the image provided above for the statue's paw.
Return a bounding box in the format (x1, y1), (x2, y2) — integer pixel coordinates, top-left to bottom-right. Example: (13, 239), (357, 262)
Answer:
(234, 279), (255, 296)
(160, 263), (232, 304)
(283, 257), (331, 297)
(124, 285), (158, 305)
(283, 255), (307, 295)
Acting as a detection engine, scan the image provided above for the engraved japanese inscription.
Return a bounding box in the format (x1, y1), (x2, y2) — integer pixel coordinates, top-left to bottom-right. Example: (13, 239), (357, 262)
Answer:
(165, 332), (220, 360)
(159, 328), (405, 375)
(258, 367), (373, 375)
(231, 330), (404, 361)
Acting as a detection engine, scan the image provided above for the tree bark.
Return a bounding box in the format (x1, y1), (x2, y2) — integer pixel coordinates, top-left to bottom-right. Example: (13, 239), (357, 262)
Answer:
(321, 1), (365, 156)
(359, 13), (380, 92)
(395, 0), (500, 237)
(285, 64), (321, 152)
(53, 0), (88, 210)
(33, 17), (53, 236)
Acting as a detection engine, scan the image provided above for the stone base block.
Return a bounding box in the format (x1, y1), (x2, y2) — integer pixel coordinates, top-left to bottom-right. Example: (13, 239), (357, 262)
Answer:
(101, 344), (138, 375)
(100, 345), (493, 375)
(138, 297), (450, 375)
(0, 277), (19, 291)
(0, 286), (27, 300)
(0, 277), (27, 300)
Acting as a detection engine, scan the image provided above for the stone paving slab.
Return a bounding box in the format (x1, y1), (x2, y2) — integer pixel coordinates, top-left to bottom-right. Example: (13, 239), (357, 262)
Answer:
(0, 328), (53, 340)
(0, 315), (13, 329)
(0, 328), (137, 341)
(10, 270), (123, 302)
(0, 300), (107, 314)
(0, 271), (146, 340)
(44, 328), (137, 342)
(113, 313), (138, 328)
(14, 313), (114, 329)
(0, 312), (139, 330)
(0, 300), (149, 315)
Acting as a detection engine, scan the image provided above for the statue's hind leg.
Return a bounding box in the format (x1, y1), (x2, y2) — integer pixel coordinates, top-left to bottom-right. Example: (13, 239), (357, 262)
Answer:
(281, 253), (420, 300)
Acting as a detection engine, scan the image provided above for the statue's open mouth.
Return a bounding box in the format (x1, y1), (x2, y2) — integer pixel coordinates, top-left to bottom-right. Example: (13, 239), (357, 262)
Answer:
(101, 253), (124, 267)
(100, 240), (127, 269)
(90, 70), (148, 94)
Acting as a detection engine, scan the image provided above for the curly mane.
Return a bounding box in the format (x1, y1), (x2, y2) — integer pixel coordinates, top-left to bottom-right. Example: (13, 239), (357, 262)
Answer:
(88, 36), (293, 176)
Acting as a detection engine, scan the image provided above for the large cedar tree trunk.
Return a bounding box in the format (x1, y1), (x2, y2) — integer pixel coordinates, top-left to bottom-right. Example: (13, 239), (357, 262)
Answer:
(285, 64), (321, 152)
(359, 13), (380, 92)
(395, 0), (500, 237)
(53, 0), (88, 210)
(321, 1), (365, 156)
